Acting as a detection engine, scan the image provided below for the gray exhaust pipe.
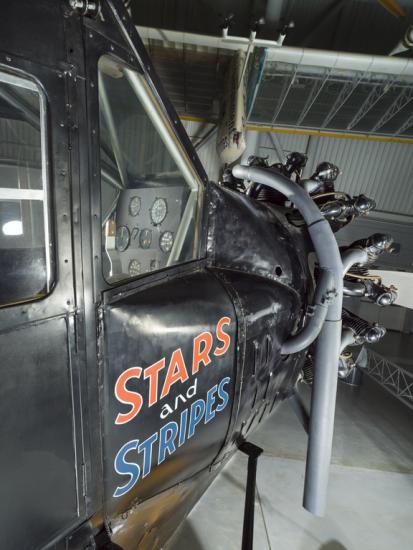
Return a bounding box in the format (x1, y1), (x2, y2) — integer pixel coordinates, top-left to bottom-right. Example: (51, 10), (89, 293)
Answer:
(232, 164), (343, 516)
(304, 247), (369, 515)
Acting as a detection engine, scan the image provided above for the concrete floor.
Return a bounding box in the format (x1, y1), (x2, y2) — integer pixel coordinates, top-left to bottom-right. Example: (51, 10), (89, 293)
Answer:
(167, 375), (413, 550)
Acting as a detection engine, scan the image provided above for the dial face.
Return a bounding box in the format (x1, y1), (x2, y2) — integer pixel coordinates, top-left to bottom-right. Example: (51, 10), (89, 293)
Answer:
(139, 228), (152, 249)
(150, 259), (159, 271)
(128, 259), (141, 277)
(159, 230), (174, 253)
(129, 196), (141, 217)
(115, 225), (130, 252)
(150, 198), (167, 225)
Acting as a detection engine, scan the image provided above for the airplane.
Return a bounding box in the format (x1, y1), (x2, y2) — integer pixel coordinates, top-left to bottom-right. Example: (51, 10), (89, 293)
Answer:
(0, 1), (398, 549)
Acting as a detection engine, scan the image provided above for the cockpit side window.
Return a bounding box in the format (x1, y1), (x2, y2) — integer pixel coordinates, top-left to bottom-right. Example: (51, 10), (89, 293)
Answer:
(0, 71), (52, 307)
(98, 55), (203, 283)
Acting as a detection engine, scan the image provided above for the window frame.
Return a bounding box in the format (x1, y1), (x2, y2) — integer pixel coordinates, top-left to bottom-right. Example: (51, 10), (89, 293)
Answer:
(0, 69), (53, 306)
(97, 53), (206, 285)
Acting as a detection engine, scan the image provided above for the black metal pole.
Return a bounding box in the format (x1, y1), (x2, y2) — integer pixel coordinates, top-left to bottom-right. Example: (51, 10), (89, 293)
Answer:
(239, 441), (263, 550)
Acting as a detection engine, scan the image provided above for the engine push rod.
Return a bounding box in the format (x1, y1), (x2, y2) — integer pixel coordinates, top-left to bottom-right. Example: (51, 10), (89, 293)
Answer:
(232, 164), (343, 516)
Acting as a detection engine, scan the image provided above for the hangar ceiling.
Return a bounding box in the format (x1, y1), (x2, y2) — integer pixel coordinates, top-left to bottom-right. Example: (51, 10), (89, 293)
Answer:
(131, 0), (413, 57)
(249, 61), (413, 136)
(139, 27), (413, 139)
(135, 1), (413, 235)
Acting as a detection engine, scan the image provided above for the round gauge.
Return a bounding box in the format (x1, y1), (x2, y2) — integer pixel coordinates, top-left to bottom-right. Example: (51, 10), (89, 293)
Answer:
(150, 259), (159, 271)
(115, 225), (130, 252)
(159, 231), (174, 253)
(129, 196), (141, 217)
(128, 259), (141, 277)
(150, 198), (167, 225)
(139, 228), (152, 249)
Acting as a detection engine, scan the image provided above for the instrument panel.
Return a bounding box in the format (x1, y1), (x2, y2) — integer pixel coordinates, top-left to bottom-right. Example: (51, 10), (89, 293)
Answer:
(107, 183), (188, 279)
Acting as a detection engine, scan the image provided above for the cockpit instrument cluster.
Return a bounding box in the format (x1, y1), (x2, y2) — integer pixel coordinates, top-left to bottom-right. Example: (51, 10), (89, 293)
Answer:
(108, 183), (188, 278)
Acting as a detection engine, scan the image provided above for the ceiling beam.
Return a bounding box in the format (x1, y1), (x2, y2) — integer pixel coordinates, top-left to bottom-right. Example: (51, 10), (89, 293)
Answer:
(137, 26), (413, 76)
(371, 87), (413, 132)
(271, 65), (299, 123)
(296, 68), (331, 126)
(321, 73), (365, 128)
(394, 112), (413, 136)
(346, 76), (397, 130)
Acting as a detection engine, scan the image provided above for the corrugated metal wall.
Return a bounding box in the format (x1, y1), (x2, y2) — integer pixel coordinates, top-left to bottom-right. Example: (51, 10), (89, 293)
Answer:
(259, 133), (413, 217)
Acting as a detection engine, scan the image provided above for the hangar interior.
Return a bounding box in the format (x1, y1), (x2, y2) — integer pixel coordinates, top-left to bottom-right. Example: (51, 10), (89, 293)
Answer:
(1, 1), (413, 549)
(132, 1), (413, 548)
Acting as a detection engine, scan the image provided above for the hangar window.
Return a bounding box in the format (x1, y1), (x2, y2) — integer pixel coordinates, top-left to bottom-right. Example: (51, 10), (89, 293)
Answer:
(98, 55), (203, 283)
(0, 71), (51, 307)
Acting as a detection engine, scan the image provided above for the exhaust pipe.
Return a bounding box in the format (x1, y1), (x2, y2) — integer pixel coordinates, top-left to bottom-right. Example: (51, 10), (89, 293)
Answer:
(232, 164), (343, 516)
(303, 248), (368, 514)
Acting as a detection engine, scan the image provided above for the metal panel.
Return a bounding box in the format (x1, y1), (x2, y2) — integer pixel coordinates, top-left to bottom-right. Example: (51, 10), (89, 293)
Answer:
(0, 316), (79, 550)
(101, 271), (237, 517)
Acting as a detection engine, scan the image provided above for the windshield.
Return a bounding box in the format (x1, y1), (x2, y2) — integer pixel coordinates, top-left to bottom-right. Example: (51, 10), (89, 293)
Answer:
(98, 55), (202, 283)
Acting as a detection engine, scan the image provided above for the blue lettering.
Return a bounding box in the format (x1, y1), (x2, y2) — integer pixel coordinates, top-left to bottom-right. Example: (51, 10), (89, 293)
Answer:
(205, 384), (217, 424)
(138, 432), (158, 478)
(179, 408), (188, 447)
(188, 398), (206, 438)
(158, 421), (178, 464)
(216, 376), (230, 412)
(113, 439), (140, 498)
(113, 376), (232, 493)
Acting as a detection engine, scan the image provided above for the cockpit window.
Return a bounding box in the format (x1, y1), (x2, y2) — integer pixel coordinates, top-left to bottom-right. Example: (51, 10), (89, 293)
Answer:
(98, 55), (203, 283)
(0, 71), (51, 307)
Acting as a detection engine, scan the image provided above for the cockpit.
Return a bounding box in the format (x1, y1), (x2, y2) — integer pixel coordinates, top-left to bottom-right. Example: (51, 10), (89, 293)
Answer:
(98, 55), (202, 283)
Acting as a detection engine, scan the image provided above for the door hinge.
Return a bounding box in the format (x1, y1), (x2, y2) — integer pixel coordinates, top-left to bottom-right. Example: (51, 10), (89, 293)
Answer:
(68, 0), (100, 18)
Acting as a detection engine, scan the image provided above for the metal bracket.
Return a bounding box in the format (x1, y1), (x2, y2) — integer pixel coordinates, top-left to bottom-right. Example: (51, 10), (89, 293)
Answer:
(238, 441), (263, 550)
(69, 0), (101, 17)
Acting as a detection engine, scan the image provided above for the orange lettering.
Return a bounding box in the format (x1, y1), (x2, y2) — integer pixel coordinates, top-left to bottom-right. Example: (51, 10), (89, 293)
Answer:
(144, 358), (165, 406)
(114, 367), (143, 425)
(161, 348), (189, 399)
(214, 316), (231, 356)
(192, 331), (213, 374)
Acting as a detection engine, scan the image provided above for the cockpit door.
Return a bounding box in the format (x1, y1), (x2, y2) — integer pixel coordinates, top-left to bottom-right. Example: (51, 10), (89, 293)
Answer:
(82, 7), (237, 519)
